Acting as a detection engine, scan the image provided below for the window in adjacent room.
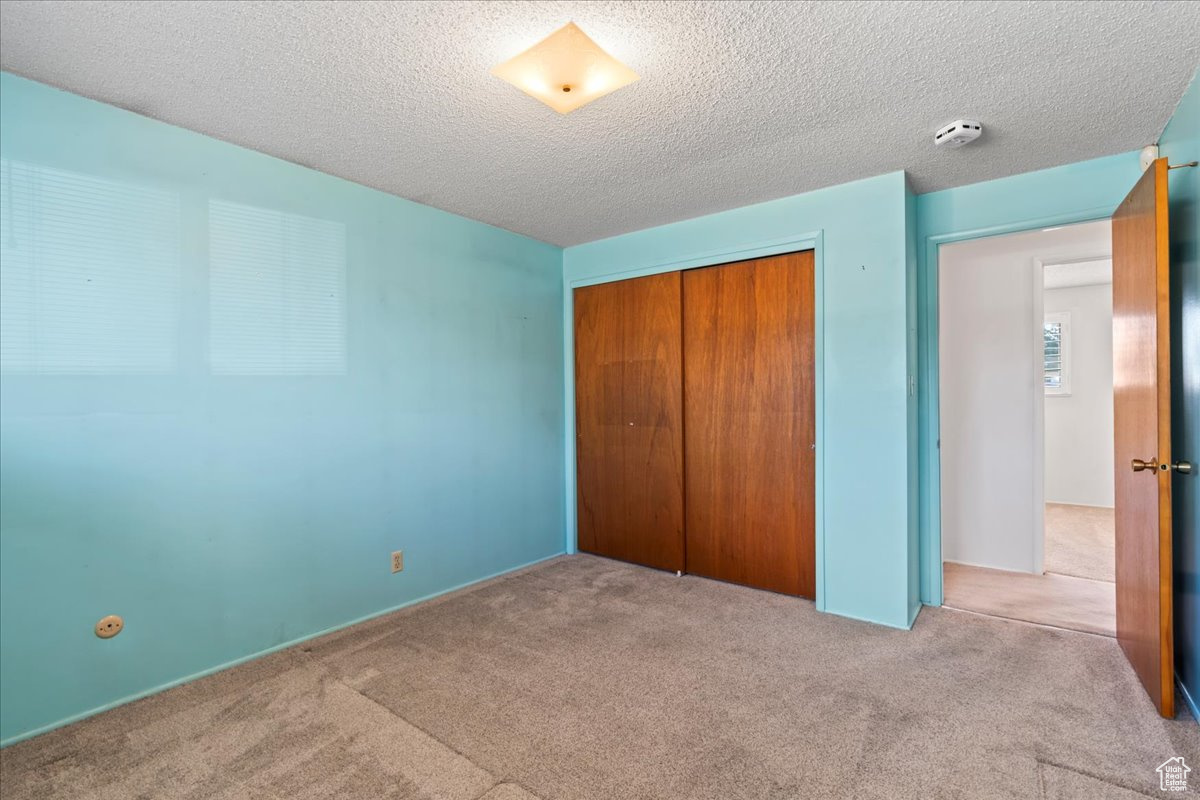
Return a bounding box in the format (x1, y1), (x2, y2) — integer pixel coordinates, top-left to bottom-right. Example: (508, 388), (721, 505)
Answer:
(1043, 311), (1071, 396)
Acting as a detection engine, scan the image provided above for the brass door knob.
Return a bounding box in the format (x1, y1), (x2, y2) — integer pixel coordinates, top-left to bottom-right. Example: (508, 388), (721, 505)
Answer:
(1172, 460), (1193, 475)
(1131, 458), (1159, 472)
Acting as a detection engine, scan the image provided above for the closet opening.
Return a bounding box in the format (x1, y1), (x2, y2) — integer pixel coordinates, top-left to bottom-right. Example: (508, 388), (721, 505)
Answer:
(573, 250), (816, 598)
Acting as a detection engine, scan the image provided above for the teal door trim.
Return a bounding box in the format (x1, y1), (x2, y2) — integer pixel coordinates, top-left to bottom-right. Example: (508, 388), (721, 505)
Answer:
(563, 231), (828, 610)
(919, 205), (1117, 606)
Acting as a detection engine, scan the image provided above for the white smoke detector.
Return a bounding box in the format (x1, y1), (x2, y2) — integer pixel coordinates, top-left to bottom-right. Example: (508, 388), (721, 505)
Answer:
(934, 119), (983, 148)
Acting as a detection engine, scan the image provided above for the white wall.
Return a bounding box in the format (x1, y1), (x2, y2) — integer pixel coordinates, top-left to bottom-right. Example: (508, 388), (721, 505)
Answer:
(940, 235), (1040, 572)
(939, 220), (1110, 573)
(1043, 282), (1114, 507)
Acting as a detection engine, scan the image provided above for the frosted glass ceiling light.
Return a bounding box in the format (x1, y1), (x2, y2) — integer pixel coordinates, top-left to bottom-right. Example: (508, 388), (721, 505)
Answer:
(491, 22), (639, 114)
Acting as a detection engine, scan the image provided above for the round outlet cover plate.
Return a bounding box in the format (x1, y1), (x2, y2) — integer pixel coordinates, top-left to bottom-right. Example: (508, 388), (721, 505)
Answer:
(95, 614), (124, 639)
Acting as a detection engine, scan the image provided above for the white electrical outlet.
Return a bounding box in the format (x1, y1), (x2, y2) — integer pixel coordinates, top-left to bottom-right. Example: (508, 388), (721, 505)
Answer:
(391, 551), (404, 573)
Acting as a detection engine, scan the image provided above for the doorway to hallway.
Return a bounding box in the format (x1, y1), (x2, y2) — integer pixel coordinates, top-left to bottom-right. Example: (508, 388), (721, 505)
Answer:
(938, 219), (1116, 636)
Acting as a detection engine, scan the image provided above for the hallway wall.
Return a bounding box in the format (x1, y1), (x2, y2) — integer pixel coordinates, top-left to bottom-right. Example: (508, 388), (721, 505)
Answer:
(1043, 282), (1114, 508)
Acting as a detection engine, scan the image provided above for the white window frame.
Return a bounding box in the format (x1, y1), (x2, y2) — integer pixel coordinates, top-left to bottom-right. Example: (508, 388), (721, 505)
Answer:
(1043, 311), (1071, 397)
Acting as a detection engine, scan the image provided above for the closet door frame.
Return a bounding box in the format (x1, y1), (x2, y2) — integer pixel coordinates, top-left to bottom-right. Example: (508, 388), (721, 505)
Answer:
(563, 233), (828, 610)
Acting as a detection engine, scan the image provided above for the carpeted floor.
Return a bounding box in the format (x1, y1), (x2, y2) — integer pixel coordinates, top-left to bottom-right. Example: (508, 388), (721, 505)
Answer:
(1, 555), (1196, 800)
(1044, 503), (1115, 582)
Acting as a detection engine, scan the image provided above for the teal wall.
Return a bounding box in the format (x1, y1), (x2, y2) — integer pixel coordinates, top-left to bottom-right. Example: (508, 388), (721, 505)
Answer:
(563, 172), (918, 629)
(905, 183), (921, 622)
(2, 61), (1194, 747)
(914, 151), (1144, 605)
(0, 73), (566, 745)
(1161, 69), (1200, 718)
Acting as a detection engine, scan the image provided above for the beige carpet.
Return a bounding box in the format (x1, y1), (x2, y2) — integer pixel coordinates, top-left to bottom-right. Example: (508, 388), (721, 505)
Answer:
(1044, 503), (1115, 582)
(2, 555), (1196, 800)
(943, 561), (1116, 637)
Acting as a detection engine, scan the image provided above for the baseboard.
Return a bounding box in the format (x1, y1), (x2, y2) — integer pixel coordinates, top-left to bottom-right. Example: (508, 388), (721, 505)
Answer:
(823, 604), (915, 631)
(1178, 678), (1200, 724)
(943, 558), (1039, 575)
(1044, 500), (1115, 510)
(0, 551), (566, 749)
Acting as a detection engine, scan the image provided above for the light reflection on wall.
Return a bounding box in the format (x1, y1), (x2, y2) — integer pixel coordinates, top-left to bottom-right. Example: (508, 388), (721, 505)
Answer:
(208, 200), (346, 375)
(0, 158), (181, 374)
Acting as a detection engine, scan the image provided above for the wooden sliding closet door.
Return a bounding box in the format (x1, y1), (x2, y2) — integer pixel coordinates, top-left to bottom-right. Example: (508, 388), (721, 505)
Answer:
(683, 252), (816, 597)
(574, 272), (685, 571)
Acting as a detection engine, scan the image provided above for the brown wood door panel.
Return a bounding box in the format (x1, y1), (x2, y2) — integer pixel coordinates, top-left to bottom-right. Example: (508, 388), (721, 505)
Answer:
(1112, 158), (1174, 717)
(682, 251), (816, 597)
(574, 272), (685, 572)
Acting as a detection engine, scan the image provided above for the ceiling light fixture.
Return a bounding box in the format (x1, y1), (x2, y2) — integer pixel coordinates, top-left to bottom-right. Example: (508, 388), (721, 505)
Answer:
(491, 22), (639, 114)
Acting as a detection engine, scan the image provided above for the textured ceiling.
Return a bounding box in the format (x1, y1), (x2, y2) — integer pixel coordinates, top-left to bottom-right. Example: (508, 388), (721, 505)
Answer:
(1, 1), (1197, 246)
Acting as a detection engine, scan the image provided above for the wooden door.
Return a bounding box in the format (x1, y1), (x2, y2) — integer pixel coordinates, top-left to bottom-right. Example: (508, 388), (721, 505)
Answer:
(683, 251), (816, 597)
(574, 272), (685, 571)
(1112, 158), (1174, 717)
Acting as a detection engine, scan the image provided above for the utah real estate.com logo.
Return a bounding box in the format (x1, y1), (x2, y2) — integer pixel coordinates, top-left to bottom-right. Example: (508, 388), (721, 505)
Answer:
(1157, 757), (1190, 792)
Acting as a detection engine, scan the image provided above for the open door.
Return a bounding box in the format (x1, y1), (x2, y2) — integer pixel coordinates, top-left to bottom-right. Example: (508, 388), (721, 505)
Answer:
(1112, 158), (1176, 717)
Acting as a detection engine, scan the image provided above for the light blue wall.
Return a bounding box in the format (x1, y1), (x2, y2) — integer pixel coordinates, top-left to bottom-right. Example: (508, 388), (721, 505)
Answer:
(1161, 69), (1200, 718)
(914, 151), (1144, 605)
(563, 172), (917, 629)
(905, 183), (921, 622)
(2, 60), (1191, 748)
(0, 73), (565, 745)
